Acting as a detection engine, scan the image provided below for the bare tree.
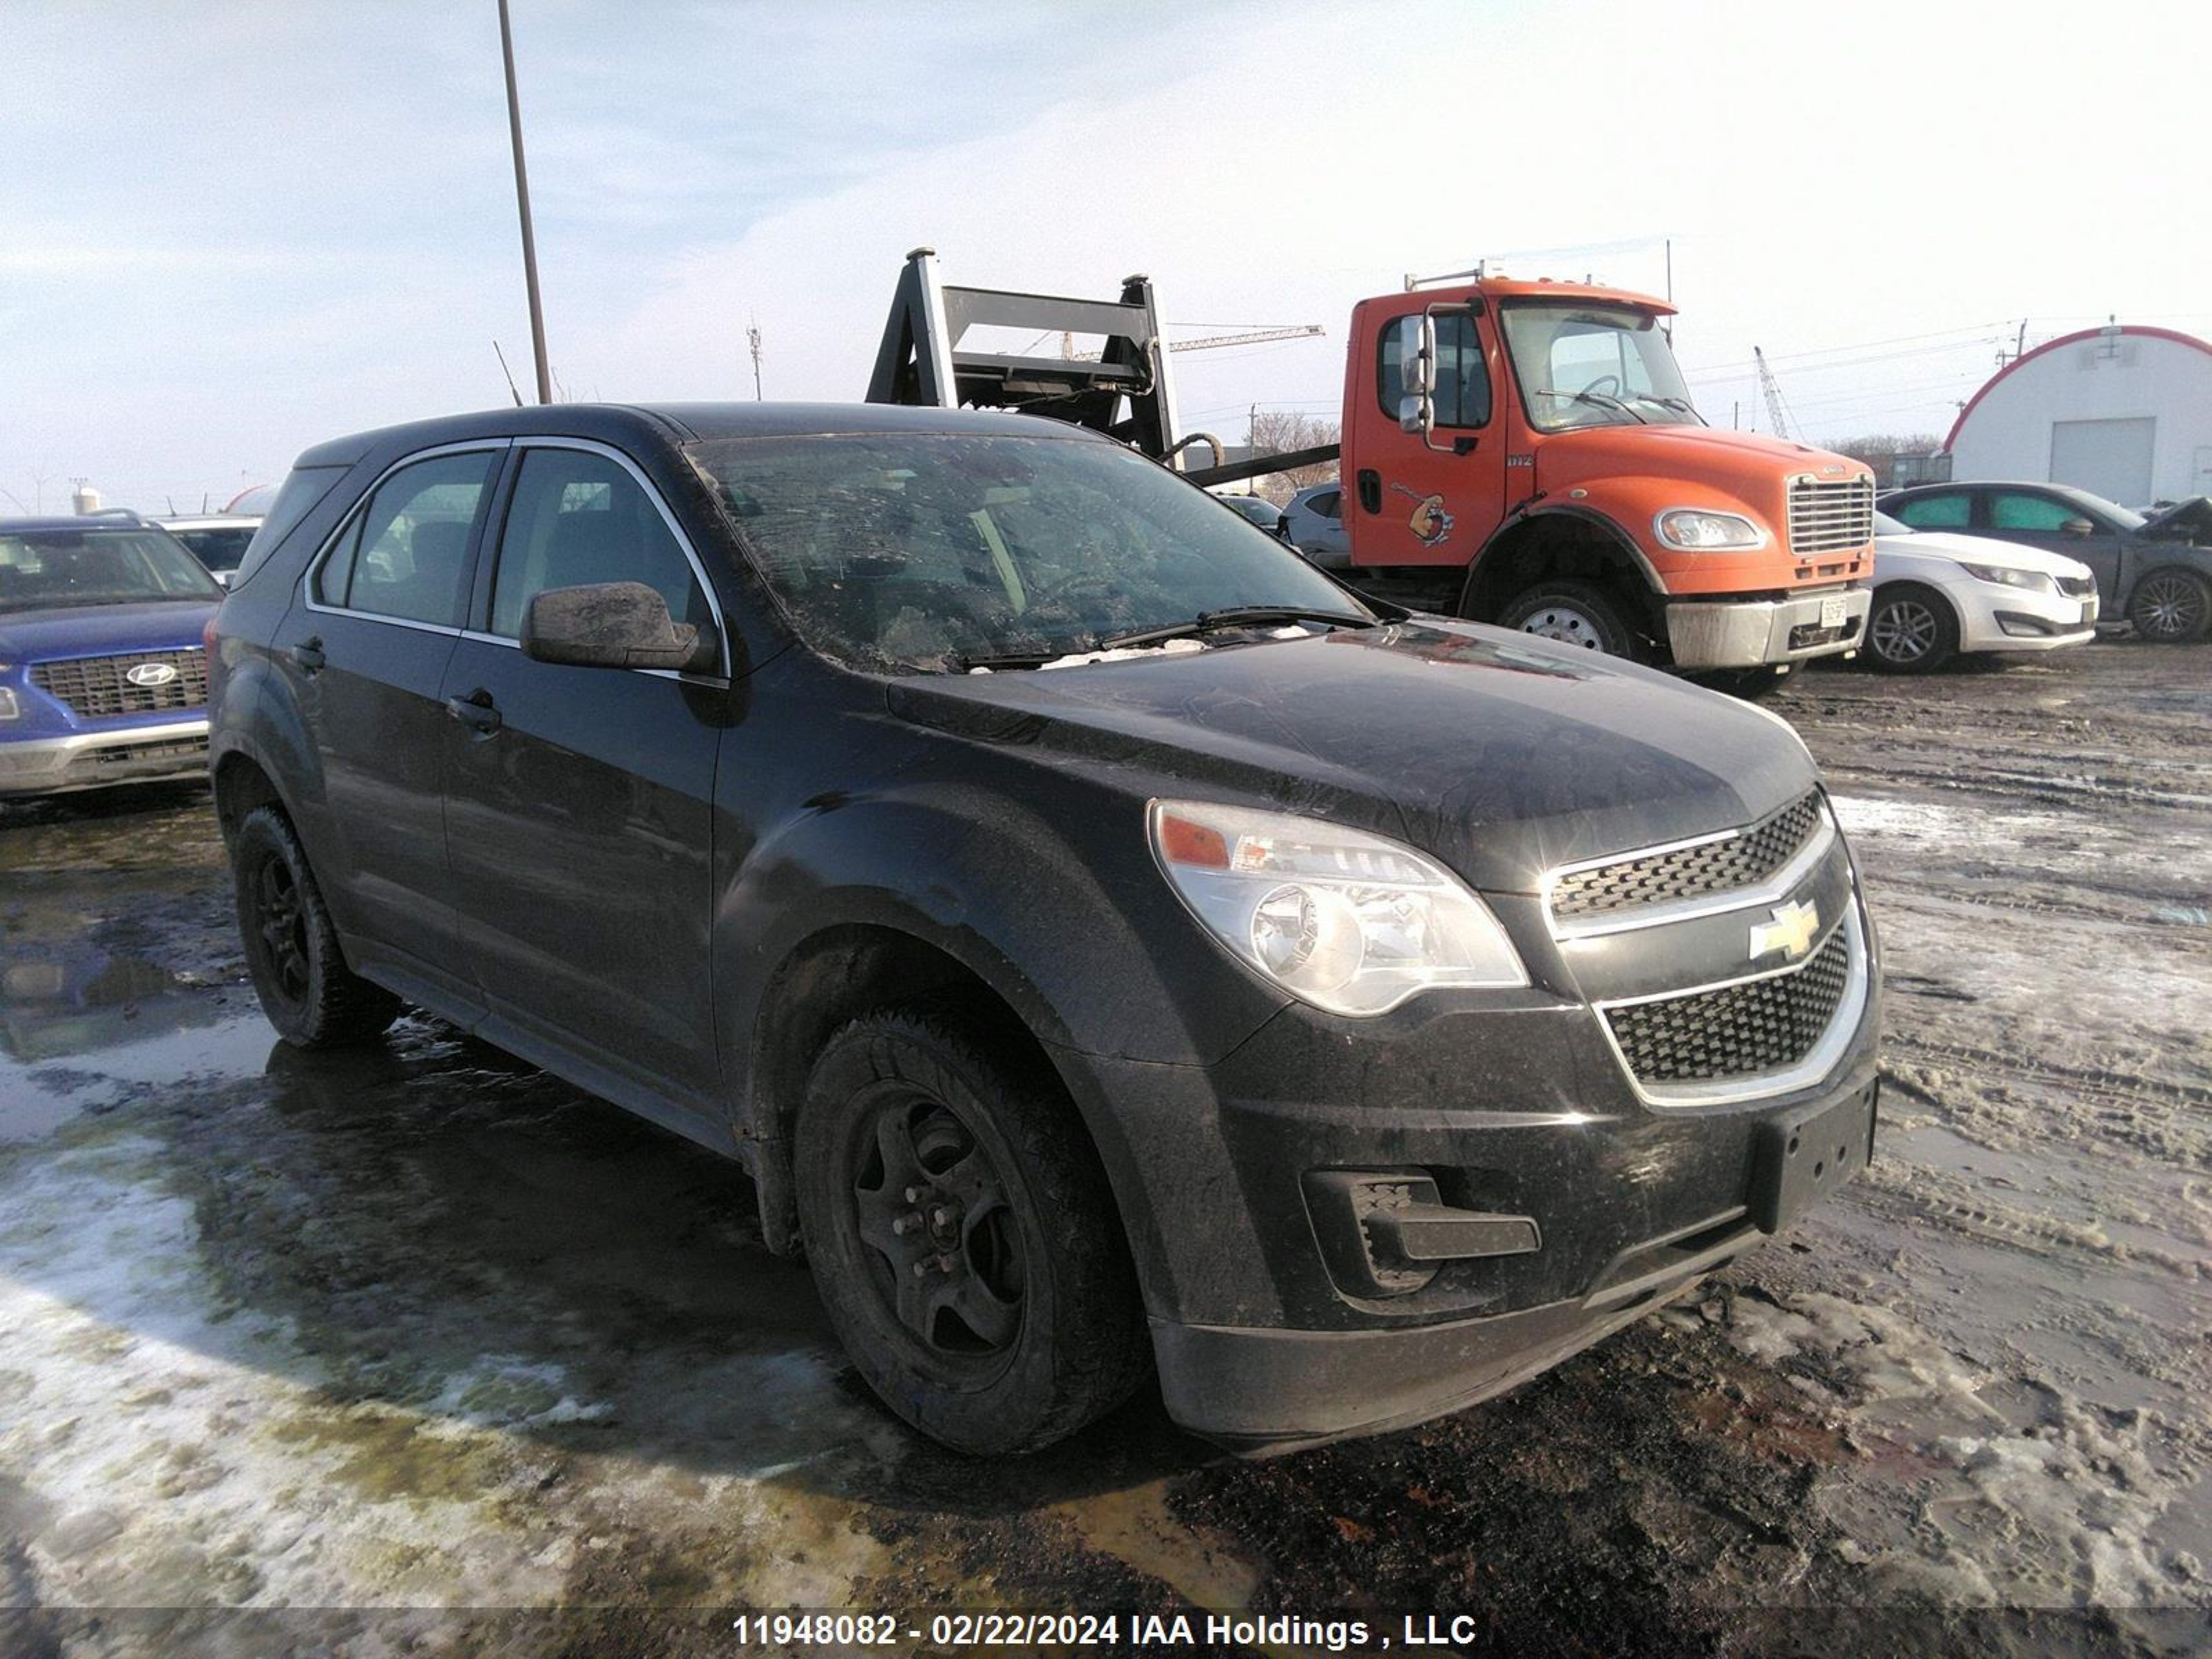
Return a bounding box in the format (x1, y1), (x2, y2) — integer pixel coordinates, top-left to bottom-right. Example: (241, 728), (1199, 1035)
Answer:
(1828, 432), (1946, 489)
(1242, 410), (1341, 505)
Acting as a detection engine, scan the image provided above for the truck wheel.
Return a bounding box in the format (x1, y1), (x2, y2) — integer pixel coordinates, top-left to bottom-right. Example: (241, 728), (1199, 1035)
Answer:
(1865, 583), (1959, 673)
(2130, 569), (2211, 643)
(232, 805), (402, 1047)
(1497, 581), (1638, 657)
(794, 1007), (1148, 1454)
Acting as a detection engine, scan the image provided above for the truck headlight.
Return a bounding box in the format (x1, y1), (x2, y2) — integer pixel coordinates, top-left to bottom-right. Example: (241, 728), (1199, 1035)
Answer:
(1149, 799), (1526, 1016)
(1958, 562), (2056, 594)
(0, 682), (17, 722)
(1655, 508), (1766, 550)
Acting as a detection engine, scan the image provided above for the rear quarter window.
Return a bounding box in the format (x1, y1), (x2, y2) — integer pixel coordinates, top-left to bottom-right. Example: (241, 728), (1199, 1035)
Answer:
(229, 465), (351, 590)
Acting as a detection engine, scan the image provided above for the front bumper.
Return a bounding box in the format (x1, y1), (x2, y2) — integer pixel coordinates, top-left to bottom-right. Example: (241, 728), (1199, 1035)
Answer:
(1961, 587), (2100, 653)
(1666, 585), (1871, 669)
(0, 718), (210, 797)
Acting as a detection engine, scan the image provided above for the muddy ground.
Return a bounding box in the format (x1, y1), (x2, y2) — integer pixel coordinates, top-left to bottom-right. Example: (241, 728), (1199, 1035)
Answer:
(0, 641), (2206, 1658)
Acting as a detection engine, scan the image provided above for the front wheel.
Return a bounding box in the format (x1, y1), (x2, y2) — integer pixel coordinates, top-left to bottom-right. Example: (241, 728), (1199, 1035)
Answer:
(232, 805), (402, 1047)
(2130, 569), (2211, 644)
(794, 1008), (1148, 1454)
(1496, 580), (1640, 658)
(1865, 583), (1960, 673)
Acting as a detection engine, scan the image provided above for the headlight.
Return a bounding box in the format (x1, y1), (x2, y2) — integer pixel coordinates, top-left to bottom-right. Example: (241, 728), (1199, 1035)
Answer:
(1654, 509), (1767, 551)
(1958, 562), (2056, 594)
(1149, 799), (1526, 1016)
(0, 687), (17, 722)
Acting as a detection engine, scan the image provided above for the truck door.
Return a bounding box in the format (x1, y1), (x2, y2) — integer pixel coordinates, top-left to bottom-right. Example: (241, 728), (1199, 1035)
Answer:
(1349, 306), (1508, 573)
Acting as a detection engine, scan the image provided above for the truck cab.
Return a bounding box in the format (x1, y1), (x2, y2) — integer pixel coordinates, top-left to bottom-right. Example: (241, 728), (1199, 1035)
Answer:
(1344, 278), (1873, 672)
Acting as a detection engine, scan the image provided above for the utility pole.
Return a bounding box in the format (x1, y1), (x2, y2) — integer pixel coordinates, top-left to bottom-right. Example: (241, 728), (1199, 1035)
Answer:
(747, 320), (765, 400)
(498, 0), (552, 404)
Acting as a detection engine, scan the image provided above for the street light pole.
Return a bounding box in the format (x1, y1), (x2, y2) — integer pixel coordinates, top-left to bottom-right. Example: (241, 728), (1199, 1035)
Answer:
(498, 0), (552, 404)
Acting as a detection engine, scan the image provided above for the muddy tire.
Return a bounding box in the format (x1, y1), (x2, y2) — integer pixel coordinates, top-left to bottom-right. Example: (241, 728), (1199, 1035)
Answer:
(2129, 568), (2211, 644)
(232, 805), (401, 1048)
(1866, 583), (1960, 673)
(1497, 580), (1640, 658)
(794, 1007), (1147, 1455)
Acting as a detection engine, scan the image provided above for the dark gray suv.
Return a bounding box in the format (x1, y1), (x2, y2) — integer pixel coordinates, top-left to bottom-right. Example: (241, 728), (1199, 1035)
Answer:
(207, 402), (1880, 1454)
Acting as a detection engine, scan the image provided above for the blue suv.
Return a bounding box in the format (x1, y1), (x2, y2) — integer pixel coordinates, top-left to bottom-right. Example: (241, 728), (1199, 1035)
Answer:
(0, 516), (225, 798)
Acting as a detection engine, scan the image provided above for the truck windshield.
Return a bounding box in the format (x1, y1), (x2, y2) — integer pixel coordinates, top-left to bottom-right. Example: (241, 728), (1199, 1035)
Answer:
(0, 527), (223, 612)
(686, 431), (1371, 673)
(1499, 302), (1701, 433)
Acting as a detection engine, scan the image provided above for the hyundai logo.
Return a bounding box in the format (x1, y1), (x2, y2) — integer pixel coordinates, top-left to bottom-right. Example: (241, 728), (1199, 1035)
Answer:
(124, 662), (179, 688)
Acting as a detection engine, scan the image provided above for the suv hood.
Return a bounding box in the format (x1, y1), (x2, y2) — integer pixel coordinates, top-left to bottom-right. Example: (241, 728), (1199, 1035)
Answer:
(885, 619), (1816, 894)
(0, 599), (217, 664)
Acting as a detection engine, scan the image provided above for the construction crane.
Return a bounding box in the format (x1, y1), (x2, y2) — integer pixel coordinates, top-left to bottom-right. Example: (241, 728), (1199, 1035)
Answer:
(1754, 346), (1794, 440)
(1070, 324), (1322, 361)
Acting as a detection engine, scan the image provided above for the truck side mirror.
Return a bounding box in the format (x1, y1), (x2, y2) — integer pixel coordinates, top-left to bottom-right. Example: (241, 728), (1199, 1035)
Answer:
(2061, 517), (2094, 538)
(1396, 314), (1436, 440)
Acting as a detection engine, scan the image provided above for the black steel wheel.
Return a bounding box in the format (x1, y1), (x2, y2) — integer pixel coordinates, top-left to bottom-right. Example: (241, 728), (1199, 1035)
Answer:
(232, 805), (402, 1047)
(1865, 583), (1959, 673)
(795, 1007), (1147, 1454)
(2129, 568), (2211, 644)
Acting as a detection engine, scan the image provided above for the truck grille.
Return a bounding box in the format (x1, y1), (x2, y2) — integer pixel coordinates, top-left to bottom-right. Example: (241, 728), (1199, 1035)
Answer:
(1786, 476), (1874, 558)
(1550, 792), (1824, 923)
(29, 648), (209, 720)
(1604, 924), (1853, 1085)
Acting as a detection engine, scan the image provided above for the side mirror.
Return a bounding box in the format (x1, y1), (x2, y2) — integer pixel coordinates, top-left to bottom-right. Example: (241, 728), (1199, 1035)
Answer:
(2061, 517), (2094, 538)
(1395, 313), (1436, 438)
(522, 581), (718, 673)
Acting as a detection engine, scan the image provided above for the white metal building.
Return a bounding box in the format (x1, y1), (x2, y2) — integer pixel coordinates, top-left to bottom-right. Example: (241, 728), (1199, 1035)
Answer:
(1945, 324), (2212, 508)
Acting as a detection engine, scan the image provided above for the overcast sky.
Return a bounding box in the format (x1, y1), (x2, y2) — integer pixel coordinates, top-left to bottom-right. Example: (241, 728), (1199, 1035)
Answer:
(4, 0), (2206, 512)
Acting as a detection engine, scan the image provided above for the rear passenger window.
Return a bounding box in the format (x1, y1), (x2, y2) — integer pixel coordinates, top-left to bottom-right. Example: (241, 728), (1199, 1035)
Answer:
(1895, 493), (1971, 529)
(316, 451), (495, 626)
(1311, 489), (1342, 519)
(232, 464), (348, 589)
(489, 448), (712, 644)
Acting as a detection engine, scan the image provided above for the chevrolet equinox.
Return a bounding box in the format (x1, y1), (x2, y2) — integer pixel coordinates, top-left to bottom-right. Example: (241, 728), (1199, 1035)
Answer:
(206, 402), (1881, 1454)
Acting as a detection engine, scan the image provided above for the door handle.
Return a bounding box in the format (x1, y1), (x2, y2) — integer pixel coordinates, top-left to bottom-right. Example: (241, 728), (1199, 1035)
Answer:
(289, 637), (325, 675)
(1356, 469), (1382, 514)
(444, 688), (503, 735)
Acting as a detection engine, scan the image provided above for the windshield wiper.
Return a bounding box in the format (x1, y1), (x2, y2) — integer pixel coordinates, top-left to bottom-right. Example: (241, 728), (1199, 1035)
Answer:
(955, 648), (1075, 672)
(1101, 605), (1374, 652)
(1536, 388), (1648, 424)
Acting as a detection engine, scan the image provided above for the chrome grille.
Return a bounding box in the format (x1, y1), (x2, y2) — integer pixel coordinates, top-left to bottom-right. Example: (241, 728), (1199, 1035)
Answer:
(1604, 925), (1852, 1085)
(29, 648), (208, 720)
(2056, 574), (2097, 598)
(1787, 476), (1875, 557)
(1551, 793), (1824, 922)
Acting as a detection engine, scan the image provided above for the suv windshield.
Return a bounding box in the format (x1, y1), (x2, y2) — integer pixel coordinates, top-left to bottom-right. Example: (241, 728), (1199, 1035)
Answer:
(686, 431), (1370, 672)
(0, 527), (223, 612)
(1499, 301), (1700, 433)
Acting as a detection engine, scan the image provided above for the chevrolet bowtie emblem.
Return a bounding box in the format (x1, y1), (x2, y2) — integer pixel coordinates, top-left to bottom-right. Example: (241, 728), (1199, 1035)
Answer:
(1749, 899), (1820, 962)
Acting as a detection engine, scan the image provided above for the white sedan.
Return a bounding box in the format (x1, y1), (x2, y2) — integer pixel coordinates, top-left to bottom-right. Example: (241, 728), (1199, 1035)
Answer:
(1864, 512), (2100, 673)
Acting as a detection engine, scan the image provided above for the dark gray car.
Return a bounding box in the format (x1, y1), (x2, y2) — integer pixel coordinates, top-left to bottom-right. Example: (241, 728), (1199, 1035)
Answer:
(1879, 481), (2212, 643)
(1280, 481), (1352, 570)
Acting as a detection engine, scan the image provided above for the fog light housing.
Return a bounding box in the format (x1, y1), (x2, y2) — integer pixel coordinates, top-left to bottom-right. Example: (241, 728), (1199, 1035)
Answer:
(1303, 1170), (1541, 1300)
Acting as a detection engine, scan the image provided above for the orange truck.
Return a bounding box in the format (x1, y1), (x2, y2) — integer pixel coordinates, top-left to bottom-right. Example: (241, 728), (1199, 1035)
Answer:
(1340, 276), (1873, 676)
(868, 251), (1875, 678)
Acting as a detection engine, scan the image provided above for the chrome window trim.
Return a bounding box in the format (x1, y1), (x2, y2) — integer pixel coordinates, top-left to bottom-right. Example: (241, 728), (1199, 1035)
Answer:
(301, 439), (513, 634)
(1540, 794), (1835, 940)
(489, 436), (733, 682)
(1591, 904), (1869, 1110)
(1550, 814), (1839, 941)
